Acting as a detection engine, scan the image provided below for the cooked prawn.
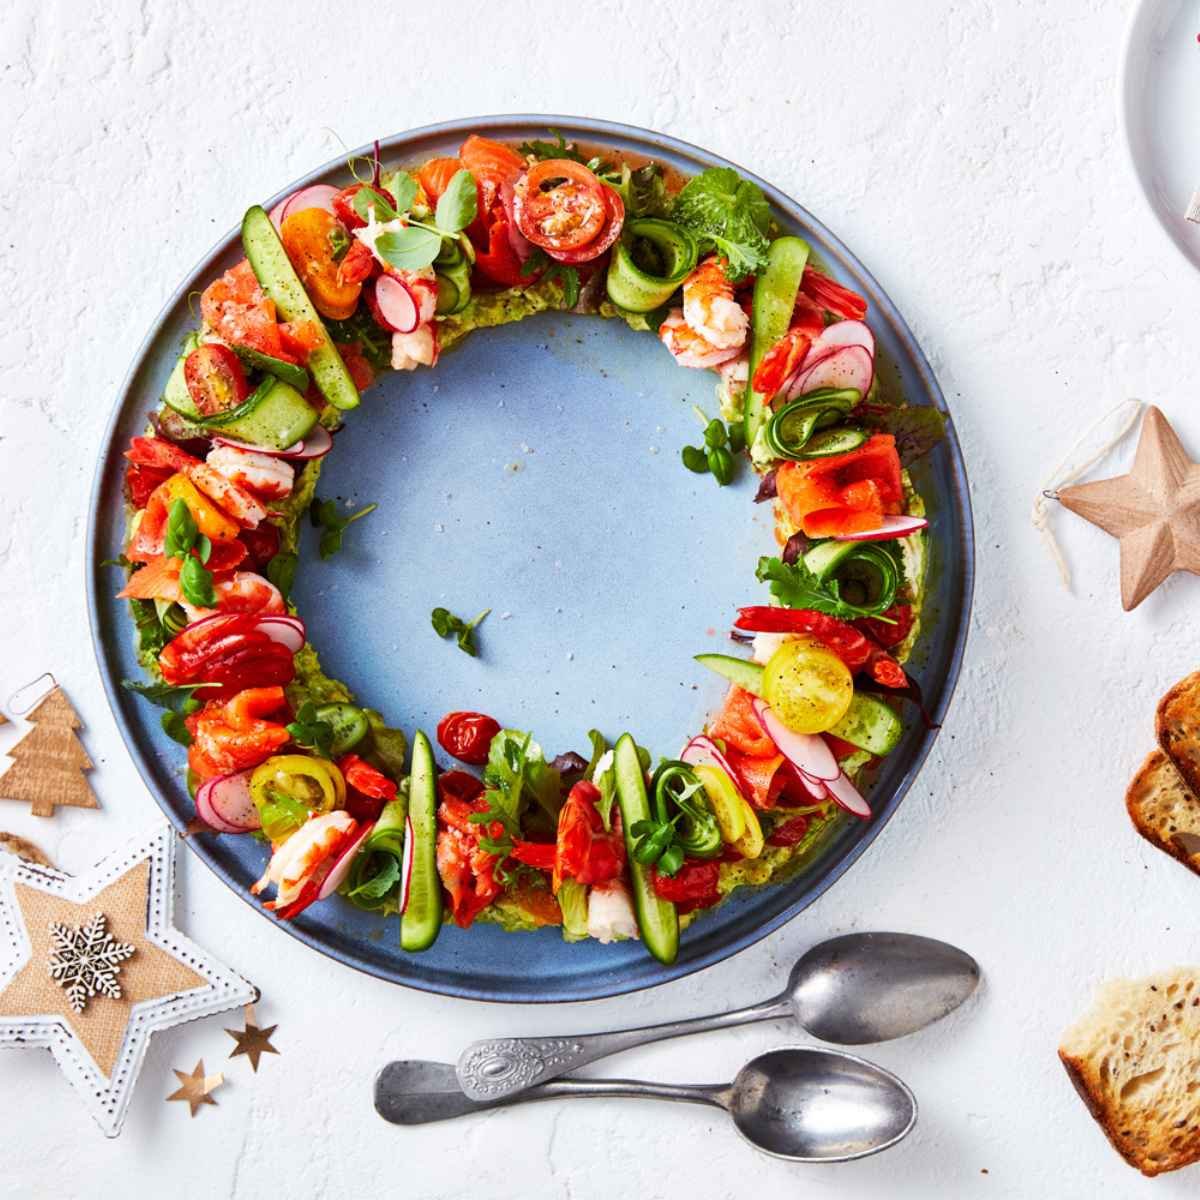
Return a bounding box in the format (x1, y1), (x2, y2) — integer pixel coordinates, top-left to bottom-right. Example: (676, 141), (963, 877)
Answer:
(206, 445), (295, 500)
(659, 309), (743, 370)
(253, 811), (357, 907)
(187, 686), (289, 779)
(391, 325), (438, 371)
(187, 463), (268, 528)
(681, 256), (748, 351)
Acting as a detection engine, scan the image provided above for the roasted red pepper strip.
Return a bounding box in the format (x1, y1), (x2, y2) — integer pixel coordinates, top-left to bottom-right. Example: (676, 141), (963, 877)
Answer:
(509, 841), (557, 871)
(473, 208), (529, 288)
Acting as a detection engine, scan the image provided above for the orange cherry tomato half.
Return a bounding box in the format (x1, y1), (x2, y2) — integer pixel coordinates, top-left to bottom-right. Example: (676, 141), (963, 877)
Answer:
(280, 208), (362, 321)
(514, 159), (609, 254)
(183, 344), (250, 418)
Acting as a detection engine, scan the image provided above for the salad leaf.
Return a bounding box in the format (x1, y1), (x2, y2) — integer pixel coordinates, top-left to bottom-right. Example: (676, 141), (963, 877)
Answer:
(756, 555), (894, 620)
(381, 170), (419, 215)
(265, 551), (298, 602)
(673, 166), (771, 279)
(558, 878), (590, 942)
(352, 184), (399, 225)
(519, 131), (586, 162)
(521, 250), (580, 308)
(859, 403), (949, 466)
(476, 728), (562, 833)
(375, 226), (444, 272)
(161, 711), (192, 747)
(129, 598), (167, 655)
(121, 679), (217, 709)
(324, 310), (392, 370)
(257, 786), (309, 844)
(361, 709), (408, 780)
(434, 169), (478, 235)
(344, 797), (408, 910)
(286, 700), (334, 758)
(625, 163), (671, 219)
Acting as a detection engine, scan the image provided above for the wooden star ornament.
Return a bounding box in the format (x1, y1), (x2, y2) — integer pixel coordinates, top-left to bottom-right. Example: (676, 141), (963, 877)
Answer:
(1059, 406), (1200, 610)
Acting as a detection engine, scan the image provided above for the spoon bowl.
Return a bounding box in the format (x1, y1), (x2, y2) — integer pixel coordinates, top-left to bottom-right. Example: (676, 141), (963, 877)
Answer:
(786, 932), (981, 1044)
(728, 1047), (917, 1162)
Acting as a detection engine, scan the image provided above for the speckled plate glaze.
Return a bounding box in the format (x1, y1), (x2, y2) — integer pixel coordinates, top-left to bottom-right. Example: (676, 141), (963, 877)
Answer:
(87, 116), (973, 1003)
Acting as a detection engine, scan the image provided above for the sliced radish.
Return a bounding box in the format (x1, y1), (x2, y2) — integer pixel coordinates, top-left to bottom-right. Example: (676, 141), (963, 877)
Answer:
(270, 184), (339, 229)
(317, 821), (374, 900)
(213, 426), (332, 460)
(256, 615), (305, 653)
(835, 515), (929, 542)
(826, 771), (871, 819)
(796, 771), (829, 801)
(205, 770), (260, 832)
(811, 319), (875, 360)
(751, 700), (839, 780)
(680, 735), (744, 792)
(195, 776), (250, 834)
(398, 816), (415, 914)
(788, 344), (874, 400)
(372, 275), (419, 334)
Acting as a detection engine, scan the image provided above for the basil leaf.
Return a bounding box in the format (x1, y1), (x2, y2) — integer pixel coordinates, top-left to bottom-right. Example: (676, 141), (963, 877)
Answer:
(375, 227), (443, 271)
(434, 169), (478, 235)
(179, 555), (216, 608)
(164, 498), (198, 559)
(266, 551), (298, 601)
(195, 534), (212, 565)
(352, 185), (399, 225)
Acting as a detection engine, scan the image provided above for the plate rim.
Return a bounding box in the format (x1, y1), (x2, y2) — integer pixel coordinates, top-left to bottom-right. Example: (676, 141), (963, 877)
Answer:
(1117, 0), (1200, 274)
(85, 114), (975, 1003)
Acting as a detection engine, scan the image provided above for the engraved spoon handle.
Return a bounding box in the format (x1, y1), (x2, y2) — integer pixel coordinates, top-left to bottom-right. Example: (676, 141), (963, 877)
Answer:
(455, 993), (791, 1101)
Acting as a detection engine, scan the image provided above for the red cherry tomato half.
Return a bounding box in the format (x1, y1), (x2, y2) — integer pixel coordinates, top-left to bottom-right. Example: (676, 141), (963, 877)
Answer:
(514, 160), (609, 254)
(183, 344), (251, 418)
(437, 769), (485, 807)
(238, 524), (281, 571)
(543, 185), (624, 265)
(436, 711), (501, 764)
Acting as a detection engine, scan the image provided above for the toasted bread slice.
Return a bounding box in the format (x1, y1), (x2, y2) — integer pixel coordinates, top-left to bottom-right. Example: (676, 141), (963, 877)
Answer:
(1127, 749), (1200, 874)
(1158, 672), (1200, 797)
(1060, 970), (1200, 1175)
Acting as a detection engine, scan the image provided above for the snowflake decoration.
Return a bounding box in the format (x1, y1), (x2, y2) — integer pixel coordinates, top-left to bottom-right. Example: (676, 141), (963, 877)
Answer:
(47, 912), (135, 1014)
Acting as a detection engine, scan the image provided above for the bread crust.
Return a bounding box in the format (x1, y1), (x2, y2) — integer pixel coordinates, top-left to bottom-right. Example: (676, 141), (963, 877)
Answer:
(1058, 1050), (1152, 1174)
(1126, 748), (1200, 875)
(1157, 671), (1200, 797)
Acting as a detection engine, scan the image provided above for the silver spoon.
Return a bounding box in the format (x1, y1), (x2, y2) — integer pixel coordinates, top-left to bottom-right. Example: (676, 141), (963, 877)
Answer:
(376, 1047), (917, 1163)
(457, 931), (978, 1101)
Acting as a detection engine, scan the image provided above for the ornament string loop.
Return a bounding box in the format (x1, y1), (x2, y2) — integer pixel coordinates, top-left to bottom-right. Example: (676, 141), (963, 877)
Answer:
(1032, 399), (1143, 589)
(7, 673), (57, 716)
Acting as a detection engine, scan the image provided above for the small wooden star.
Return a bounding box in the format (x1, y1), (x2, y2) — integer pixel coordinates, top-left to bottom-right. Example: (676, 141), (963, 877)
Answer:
(167, 1059), (224, 1116)
(1059, 406), (1200, 610)
(225, 1004), (279, 1072)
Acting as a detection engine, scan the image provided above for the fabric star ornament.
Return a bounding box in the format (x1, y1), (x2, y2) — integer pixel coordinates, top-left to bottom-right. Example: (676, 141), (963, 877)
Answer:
(0, 824), (255, 1136)
(1059, 406), (1200, 610)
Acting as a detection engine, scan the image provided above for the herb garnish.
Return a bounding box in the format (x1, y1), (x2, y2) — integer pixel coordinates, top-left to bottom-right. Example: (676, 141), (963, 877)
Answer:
(163, 499), (216, 607)
(285, 701), (334, 758)
(521, 250), (580, 308)
(120, 679), (218, 747)
(371, 168), (478, 273)
(431, 606), (490, 656)
(311, 496), (377, 560)
(681, 407), (744, 485)
(673, 166), (772, 279)
(756, 554), (897, 621)
(265, 551), (298, 601)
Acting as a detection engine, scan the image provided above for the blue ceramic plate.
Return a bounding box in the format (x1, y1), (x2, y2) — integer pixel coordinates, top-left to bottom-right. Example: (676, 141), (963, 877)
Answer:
(87, 117), (973, 1003)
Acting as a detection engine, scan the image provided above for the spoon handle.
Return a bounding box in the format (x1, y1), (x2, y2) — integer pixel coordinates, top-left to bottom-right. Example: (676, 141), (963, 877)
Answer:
(456, 993), (791, 1101)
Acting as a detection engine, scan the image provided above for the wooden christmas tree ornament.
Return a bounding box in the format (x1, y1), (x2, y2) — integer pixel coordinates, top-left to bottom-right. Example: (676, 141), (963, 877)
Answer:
(0, 686), (99, 816)
(1058, 406), (1200, 610)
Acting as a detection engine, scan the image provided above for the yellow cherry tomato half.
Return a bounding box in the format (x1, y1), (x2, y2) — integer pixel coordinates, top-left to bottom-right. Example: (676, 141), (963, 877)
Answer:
(250, 754), (346, 826)
(762, 637), (853, 734)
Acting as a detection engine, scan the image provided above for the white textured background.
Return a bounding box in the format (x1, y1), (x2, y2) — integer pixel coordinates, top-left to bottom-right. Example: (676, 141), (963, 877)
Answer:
(3, 1), (1200, 1196)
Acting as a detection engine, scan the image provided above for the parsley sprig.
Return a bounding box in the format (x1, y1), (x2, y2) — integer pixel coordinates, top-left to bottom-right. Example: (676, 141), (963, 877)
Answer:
(431, 607), (490, 656)
(756, 554), (895, 621)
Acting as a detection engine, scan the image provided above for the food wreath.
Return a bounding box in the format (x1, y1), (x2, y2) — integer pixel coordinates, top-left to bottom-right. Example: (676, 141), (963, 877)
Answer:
(110, 131), (945, 964)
